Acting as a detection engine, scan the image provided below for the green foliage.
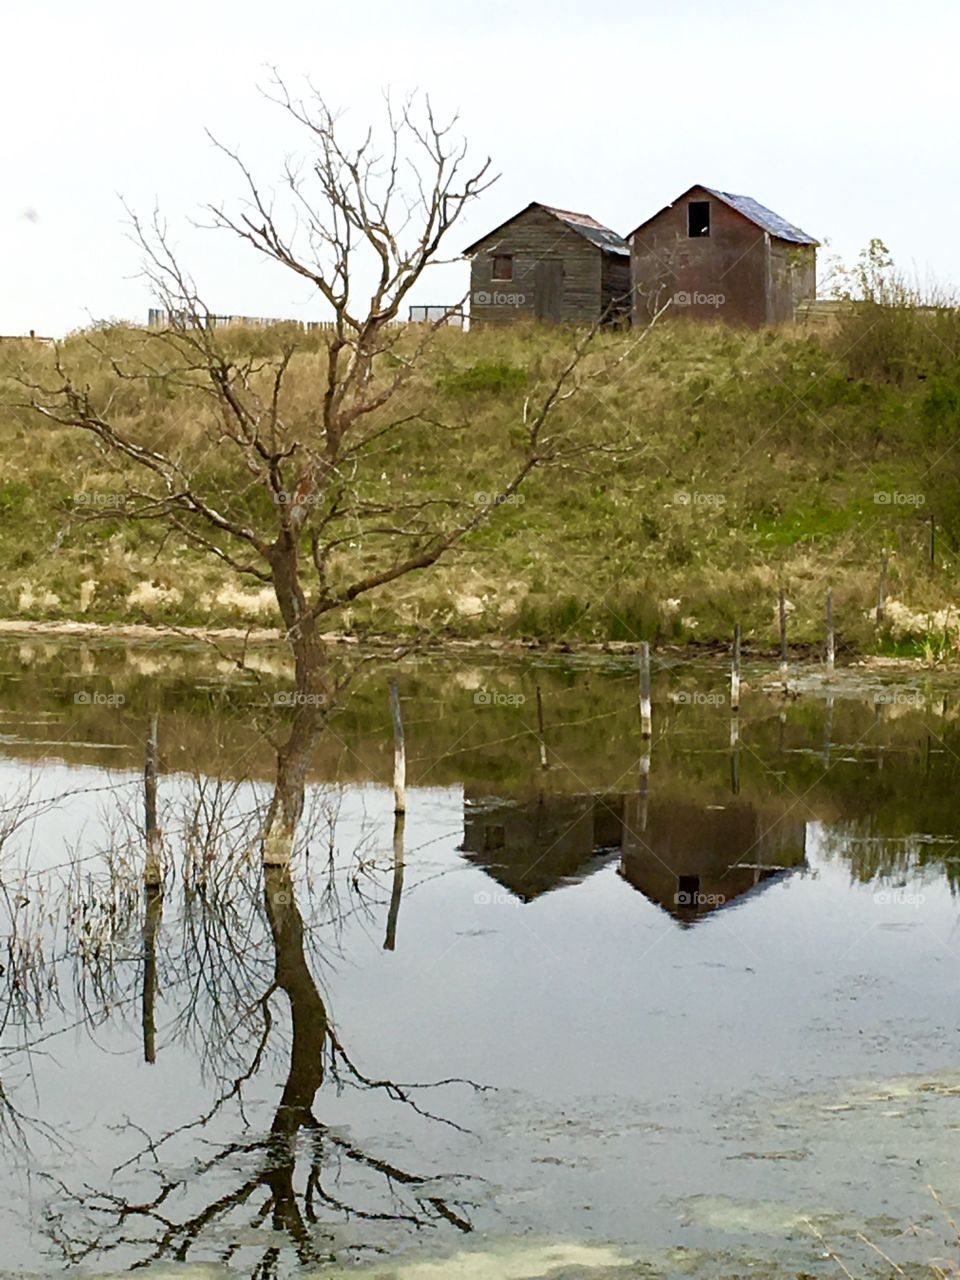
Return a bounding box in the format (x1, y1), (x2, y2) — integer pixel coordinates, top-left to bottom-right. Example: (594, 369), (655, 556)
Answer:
(0, 479), (30, 516)
(826, 239), (960, 384)
(435, 360), (526, 396)
(921, 376), (960, 438)
(752, 496), (864, 547)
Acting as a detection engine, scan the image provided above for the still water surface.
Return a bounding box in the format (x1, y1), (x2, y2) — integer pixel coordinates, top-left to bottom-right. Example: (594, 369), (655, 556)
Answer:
(0, 639), (959, 1277)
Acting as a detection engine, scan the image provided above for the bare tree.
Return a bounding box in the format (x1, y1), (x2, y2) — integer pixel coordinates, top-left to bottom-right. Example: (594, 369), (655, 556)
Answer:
(18, 77), (659, 862)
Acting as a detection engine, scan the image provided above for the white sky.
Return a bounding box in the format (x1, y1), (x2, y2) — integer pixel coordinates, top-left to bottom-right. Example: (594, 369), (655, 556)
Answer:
(3, 0), (956, 335)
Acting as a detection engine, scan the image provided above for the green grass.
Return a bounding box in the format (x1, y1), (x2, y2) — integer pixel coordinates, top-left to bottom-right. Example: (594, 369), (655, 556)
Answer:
(2, 311), (960, 654)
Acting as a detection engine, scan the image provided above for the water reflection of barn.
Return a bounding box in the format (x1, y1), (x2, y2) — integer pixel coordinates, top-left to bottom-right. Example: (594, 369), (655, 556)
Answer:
(619, 795), (807, 925)
(460, 788), (806, 919)
(461, 791), (624, 901)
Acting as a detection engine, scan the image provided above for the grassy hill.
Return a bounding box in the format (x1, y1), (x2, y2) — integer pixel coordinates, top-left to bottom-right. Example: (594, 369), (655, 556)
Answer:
(2, 304), (960, 658)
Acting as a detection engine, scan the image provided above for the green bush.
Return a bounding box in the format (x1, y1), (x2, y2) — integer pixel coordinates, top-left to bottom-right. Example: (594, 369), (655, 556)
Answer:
(436, 360), (526, 396)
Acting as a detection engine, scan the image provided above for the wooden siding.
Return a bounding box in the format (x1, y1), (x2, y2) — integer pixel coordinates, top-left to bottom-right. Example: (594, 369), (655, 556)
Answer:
(468, 206), (603, 326)
(631, 185), (788, 328)
(767, 241), (817, 324)
(601, 254), (631, 323)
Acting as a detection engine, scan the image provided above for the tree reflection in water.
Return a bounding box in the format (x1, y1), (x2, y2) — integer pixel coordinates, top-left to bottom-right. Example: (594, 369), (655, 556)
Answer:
(0, 726), (481, 1275)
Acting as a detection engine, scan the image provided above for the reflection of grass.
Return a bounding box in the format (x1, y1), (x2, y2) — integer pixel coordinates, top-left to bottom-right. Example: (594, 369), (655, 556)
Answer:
(4, 640), (960, 895)
(3, 319), (960, 651)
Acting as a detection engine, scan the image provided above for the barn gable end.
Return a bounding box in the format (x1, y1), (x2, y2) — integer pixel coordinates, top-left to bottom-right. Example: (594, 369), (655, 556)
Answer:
(465, 202), (628, 327)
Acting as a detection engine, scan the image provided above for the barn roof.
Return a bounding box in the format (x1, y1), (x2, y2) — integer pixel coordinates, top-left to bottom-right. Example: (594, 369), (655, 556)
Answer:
(463, 201), (629, 257)
(630, 185), (818, 245)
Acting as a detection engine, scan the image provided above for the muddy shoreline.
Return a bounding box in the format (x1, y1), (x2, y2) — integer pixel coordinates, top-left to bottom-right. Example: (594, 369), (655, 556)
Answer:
(0, 615), (935, 672)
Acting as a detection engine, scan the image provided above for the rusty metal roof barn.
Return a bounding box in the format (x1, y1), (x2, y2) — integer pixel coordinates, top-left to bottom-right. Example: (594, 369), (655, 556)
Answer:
(463, 202), (628, 257)
(464, 200), (631, 326)
(541, 206), (629, 255)
(701, 189), (818, 245)
(630, 186), (818, 245)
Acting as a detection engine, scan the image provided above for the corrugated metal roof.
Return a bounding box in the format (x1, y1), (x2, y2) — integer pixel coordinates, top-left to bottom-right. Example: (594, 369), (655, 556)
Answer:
(628, 185), (818, 245)
(463, 201), (628, 257)
(541, 205), (630, 256)
(703, 189), (818, 245)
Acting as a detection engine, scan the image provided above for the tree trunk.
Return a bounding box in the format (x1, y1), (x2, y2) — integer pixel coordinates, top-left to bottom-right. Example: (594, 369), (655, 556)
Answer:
(263, 541), (332, 865)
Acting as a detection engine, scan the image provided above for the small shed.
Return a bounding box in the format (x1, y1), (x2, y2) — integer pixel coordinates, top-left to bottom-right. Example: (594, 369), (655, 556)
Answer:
(464, 201), (630, 327)
(628, 184), (818, 327)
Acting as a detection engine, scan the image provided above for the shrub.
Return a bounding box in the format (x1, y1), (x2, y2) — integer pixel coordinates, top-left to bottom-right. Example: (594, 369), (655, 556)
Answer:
(436, 360), (526, 396)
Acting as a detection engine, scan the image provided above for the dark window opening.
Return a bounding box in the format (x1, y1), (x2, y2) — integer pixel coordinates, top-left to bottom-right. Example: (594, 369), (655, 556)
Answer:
(676, 874), (701, 906)
(491, 254), (513, 281)
(687, 201), (710, 237)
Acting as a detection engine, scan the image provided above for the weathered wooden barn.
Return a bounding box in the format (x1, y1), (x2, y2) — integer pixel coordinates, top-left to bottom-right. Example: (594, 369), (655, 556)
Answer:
(464, 201), (630, 327)
(628, 184), (818, 327)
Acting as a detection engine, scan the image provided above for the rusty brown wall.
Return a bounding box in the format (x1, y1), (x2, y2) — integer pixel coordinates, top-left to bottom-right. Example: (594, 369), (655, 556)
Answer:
(468, 206), (602, 326)
(630, 185), (772, 328)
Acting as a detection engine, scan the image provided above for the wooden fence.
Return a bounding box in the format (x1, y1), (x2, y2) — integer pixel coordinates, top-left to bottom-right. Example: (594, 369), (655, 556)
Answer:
(795, 298), (960, 327)
(0, 329), (54, 344)
(146, 306), (465, 331)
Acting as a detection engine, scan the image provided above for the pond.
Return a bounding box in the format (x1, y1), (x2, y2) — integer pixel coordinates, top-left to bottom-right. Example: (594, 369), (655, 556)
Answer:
(0, 637), (959, 1278)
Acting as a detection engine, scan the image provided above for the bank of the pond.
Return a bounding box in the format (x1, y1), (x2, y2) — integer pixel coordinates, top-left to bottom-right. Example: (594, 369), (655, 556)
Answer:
(4, 318), (960, 657)
(0, 615), (943, 676)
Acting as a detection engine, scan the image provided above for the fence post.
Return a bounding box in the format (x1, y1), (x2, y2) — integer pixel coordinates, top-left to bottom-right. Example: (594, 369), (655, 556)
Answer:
(876, 549), (889, 626)
(929, 515), (936, 573)
(536, 685), (548, 770)
(825, 588), (835, 677)
(389, 680), (406, 815)
(144, 714), (162, 888)
(730, 714), (741, 794)
(639, 642), (652, 740)
(778, 588), (788, 684)
(731, 624), (741, 711)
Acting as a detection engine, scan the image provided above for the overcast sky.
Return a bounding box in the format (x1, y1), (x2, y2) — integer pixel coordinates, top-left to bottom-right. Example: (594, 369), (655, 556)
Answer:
(3, 0), (956, 335)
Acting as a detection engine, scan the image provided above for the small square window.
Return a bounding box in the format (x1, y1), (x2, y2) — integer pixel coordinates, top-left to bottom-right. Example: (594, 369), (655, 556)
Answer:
(491, 254), (513, 281)
(687, 201), (710, 237)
